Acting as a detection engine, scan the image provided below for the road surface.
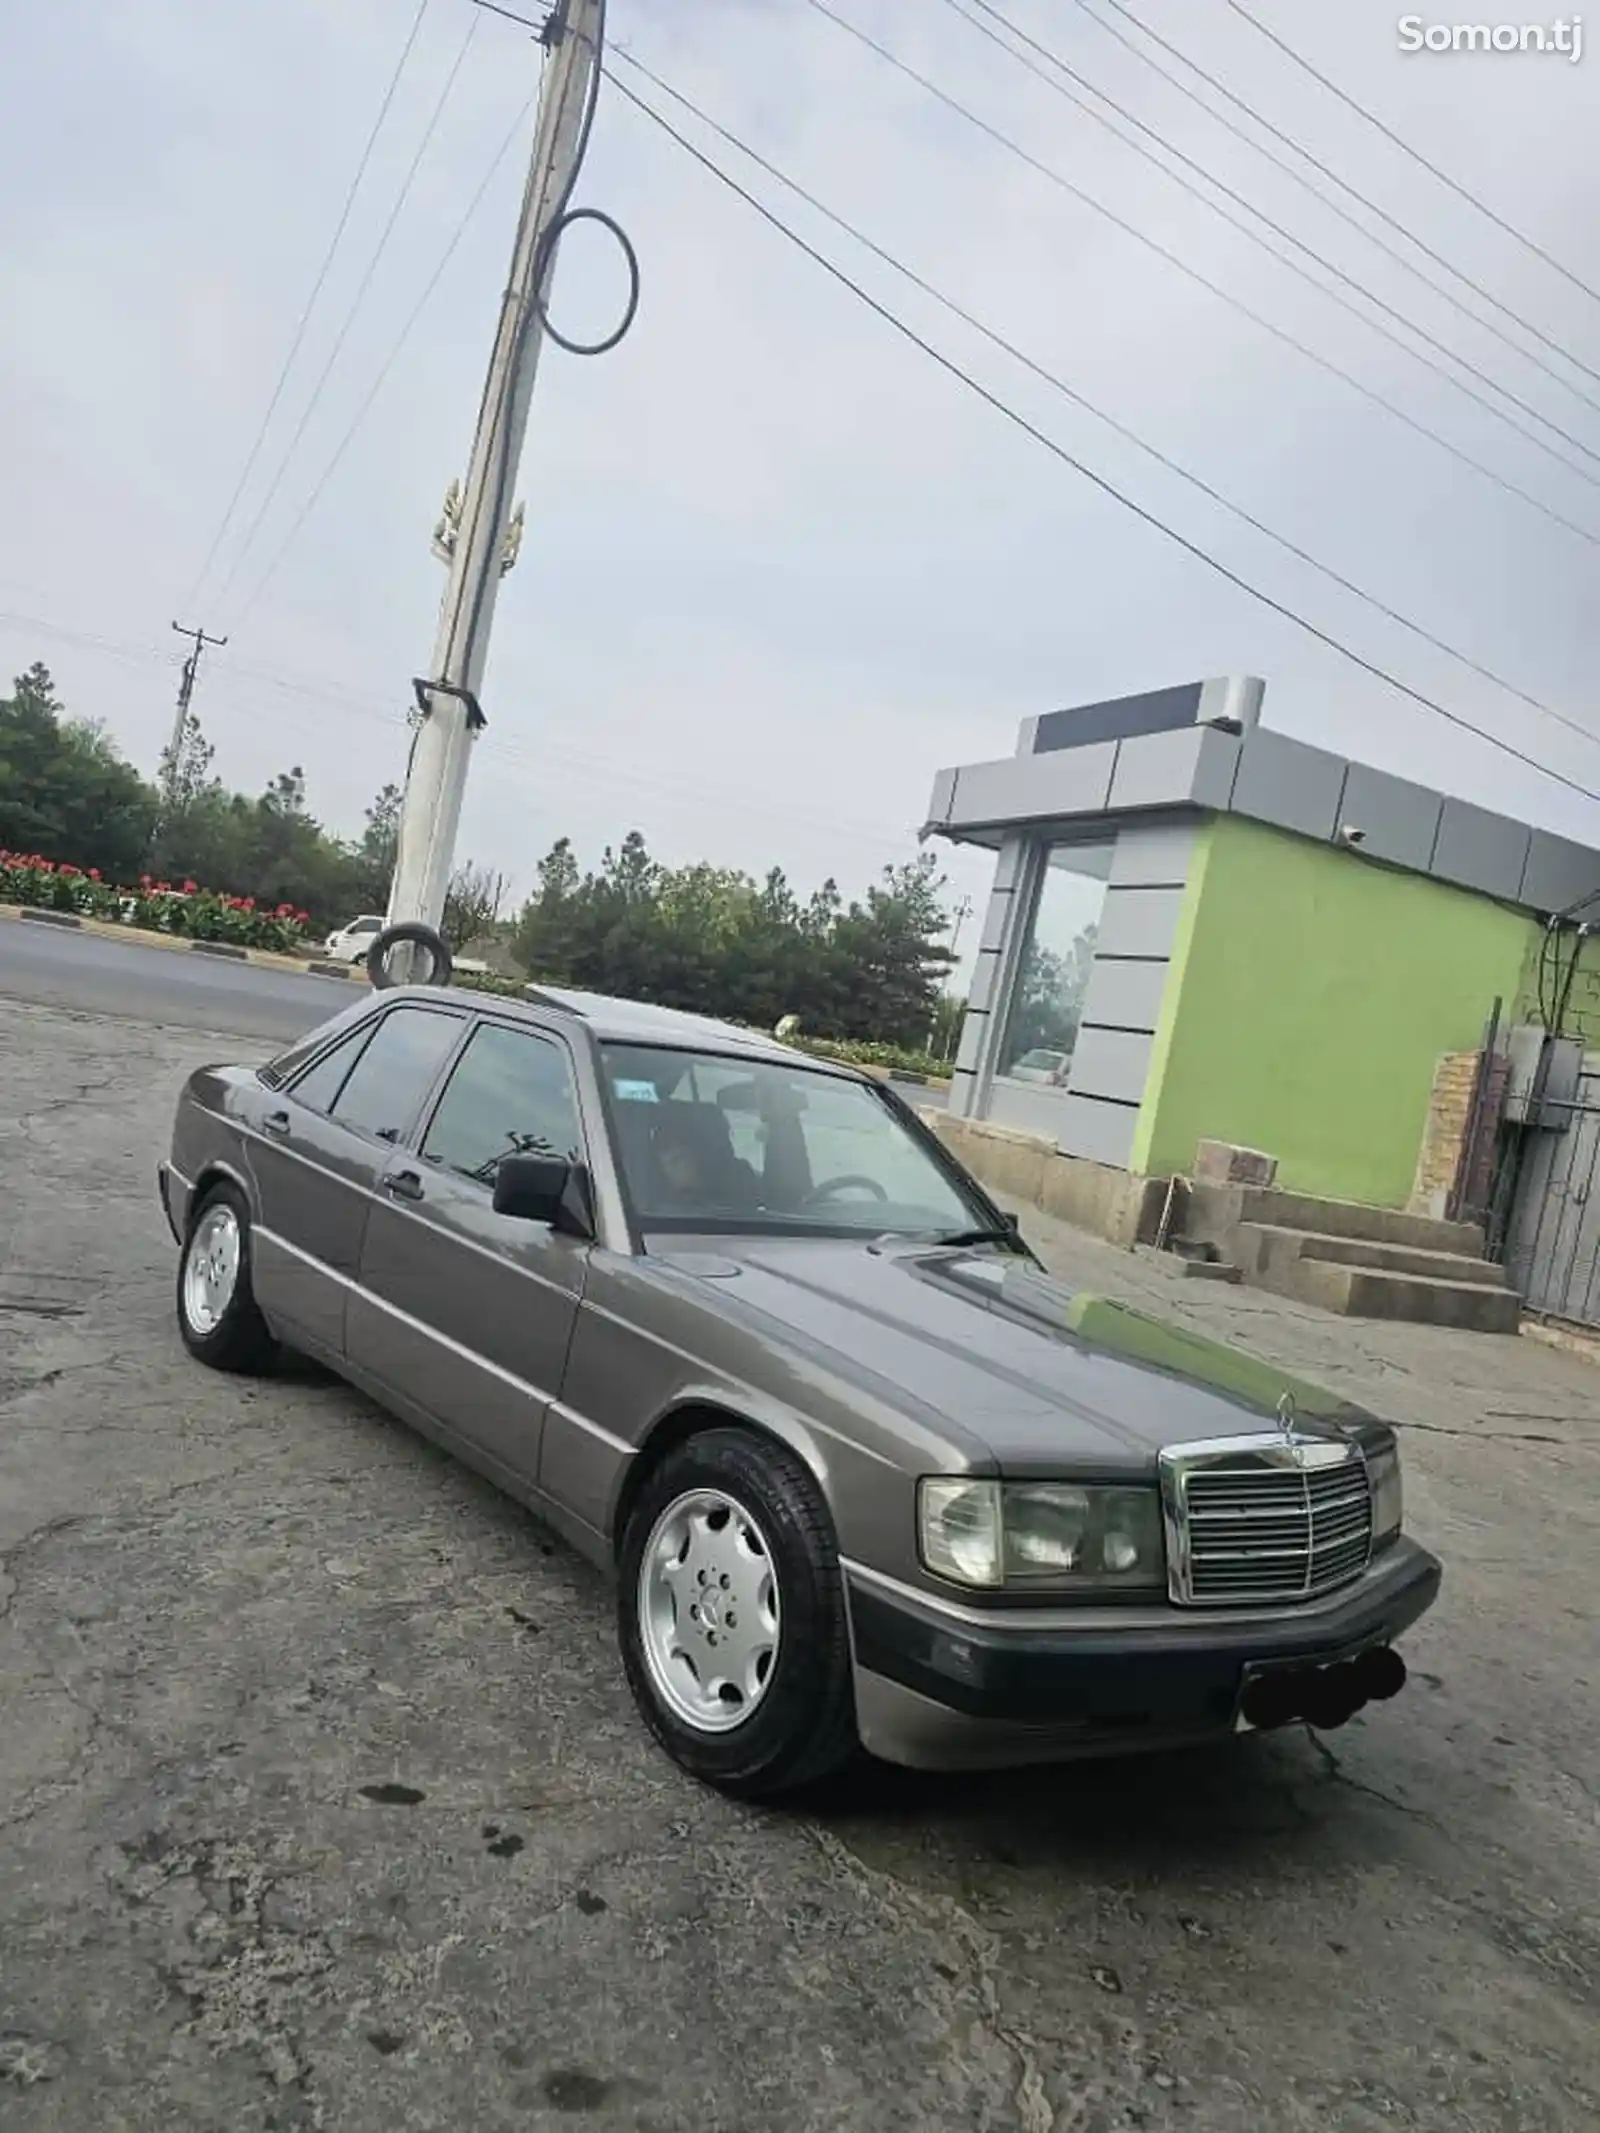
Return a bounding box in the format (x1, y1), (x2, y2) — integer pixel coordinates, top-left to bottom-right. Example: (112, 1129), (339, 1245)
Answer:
(0, 921), (949, 1106)
(0, 998), (1594, 2131)
(0, 916), (360, 1041)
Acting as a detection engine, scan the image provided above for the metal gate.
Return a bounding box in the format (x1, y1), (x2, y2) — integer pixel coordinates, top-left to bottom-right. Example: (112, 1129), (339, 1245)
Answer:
(1502, 1057), (1600, 1328)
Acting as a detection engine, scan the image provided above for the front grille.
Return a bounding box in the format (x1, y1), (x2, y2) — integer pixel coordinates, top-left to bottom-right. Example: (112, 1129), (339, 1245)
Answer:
(1161, 1438), (1373, 1606)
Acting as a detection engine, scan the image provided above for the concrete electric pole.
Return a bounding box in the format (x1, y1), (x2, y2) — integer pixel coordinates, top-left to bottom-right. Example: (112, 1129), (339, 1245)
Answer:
(165, 621), (227, 773)
(385, 0), (626, 957)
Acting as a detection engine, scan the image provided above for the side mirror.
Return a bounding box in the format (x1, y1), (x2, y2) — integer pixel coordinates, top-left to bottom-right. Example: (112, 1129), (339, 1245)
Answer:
(491, 1154), (595, 1237)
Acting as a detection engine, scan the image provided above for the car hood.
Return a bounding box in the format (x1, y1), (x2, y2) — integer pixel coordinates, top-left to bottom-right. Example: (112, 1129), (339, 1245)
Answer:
(651, 1234), (1377, 1472)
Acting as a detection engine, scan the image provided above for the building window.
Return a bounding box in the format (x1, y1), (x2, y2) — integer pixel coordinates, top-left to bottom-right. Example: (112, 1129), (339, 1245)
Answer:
(996, 839), (1114, 1084)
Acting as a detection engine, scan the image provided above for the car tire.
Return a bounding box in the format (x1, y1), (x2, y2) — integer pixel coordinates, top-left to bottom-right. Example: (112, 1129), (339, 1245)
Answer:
(176, 1180), (277, 1374)
(618, 1428), (857, 1799)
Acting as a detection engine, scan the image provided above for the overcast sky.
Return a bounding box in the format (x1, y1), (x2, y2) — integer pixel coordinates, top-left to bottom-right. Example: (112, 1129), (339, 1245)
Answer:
(3, 0), (1598, 947)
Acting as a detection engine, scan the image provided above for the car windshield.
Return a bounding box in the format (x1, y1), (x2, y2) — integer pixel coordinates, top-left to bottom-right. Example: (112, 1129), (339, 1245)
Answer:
(598, 1042), (985, 1237)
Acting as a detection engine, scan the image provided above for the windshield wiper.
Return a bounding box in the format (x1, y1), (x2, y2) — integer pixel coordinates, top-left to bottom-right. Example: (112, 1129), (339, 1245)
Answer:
(929, 1224), (1021, 1250)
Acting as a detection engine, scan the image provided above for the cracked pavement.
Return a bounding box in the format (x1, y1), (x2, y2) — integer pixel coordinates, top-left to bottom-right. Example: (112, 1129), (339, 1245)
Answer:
(0, 997), (1596, 2131)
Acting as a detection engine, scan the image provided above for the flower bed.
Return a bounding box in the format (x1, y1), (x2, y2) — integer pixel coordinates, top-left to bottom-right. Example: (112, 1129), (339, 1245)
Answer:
(0, 851), (313, 955)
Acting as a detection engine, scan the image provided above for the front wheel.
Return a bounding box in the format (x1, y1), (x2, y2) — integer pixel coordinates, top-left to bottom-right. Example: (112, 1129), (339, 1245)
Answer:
(176, 1181), (277, 1373)
(618, 1430), (857, 1799)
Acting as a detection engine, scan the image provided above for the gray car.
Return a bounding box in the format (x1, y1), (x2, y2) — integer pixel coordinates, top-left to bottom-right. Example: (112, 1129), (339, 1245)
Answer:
(158, 984), (1441, 1797)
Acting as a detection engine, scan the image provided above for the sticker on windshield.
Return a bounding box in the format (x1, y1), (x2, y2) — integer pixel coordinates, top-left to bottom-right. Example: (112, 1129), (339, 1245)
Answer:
(613, 1079), (659, 1103)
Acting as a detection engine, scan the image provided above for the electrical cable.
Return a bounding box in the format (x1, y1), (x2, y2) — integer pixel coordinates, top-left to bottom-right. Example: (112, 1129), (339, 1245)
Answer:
(1080, 0), (1600, 399)
(606, 69), (1600, 810)
(180, 0), (434, 615)
(609, 49), (1600, 760)
(795, 0), (1600, 552)
(1220, 0), (1600, 310)
(226, 87), (537, 632)
(213, 10), (485, 620)
(447, 0), (639, 685)
(934, 0), (1600, 485)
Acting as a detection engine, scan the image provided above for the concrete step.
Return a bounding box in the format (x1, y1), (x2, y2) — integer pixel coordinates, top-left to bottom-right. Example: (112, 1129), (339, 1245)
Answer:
(1289, 1260), (1523, 1333)
(1231, 1185), (1486, 1258)
(1239, 1223), (1512, 1290)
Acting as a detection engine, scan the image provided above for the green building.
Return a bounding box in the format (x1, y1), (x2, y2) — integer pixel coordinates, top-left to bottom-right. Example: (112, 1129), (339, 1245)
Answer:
(924, 679), (1597, 1237)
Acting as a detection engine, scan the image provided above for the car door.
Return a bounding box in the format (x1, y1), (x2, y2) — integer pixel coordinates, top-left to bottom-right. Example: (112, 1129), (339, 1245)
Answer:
(347, 1016), (591, 1489)
(247, 1003), (469, 1356)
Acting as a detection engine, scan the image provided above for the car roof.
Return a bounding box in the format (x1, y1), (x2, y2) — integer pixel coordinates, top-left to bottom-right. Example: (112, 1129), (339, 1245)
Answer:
(387, 982), (839, 1067)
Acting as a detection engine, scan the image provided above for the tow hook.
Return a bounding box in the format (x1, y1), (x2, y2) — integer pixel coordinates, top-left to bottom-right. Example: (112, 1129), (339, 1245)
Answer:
(1239, 1645), (1407, 1732)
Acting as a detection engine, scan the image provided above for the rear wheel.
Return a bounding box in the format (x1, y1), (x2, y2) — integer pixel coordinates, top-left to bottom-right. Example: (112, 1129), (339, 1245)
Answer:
(176, 1181), (277, 1373)
(618, 1429), (857, 1798)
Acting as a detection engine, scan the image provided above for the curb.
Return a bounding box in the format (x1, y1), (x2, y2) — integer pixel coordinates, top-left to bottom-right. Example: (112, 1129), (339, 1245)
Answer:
(190, 940), (249, 962)
(2, 901), (351, 977)
(306, 960), (358, 980)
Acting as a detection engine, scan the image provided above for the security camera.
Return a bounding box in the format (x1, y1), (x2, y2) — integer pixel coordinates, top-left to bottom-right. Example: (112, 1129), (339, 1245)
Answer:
(1337, 824), (1366, 847)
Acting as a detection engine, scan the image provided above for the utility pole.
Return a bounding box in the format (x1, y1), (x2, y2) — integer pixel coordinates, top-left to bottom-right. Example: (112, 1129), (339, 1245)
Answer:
(385, 0), (608, 952)
(165, 621), (227, 774)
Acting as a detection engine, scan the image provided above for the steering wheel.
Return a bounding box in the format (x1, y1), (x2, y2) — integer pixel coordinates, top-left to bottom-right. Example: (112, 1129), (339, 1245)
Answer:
(804, 1174), (889, 1208)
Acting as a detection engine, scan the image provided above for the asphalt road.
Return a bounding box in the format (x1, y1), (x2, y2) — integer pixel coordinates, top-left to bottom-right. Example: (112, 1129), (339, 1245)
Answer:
(0, 996), (1595, 2132)
(0, 917), (357, 1042)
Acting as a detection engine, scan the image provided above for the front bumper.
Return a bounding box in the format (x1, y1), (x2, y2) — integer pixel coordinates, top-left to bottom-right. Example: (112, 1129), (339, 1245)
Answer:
(846, 1538), (1441, 1771)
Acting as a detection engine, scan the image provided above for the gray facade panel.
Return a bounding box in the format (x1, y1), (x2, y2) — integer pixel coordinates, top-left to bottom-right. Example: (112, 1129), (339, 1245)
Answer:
(1067, 1027), (1154, 1105)
(1433, 799), (1532, 903)
(1108, 819), (1198, 888)
(947, 742), (1118, 831)
(1054, 1093), (1140, 1169)
(955, 1011), (990, 1073)
(1077, 957), (1170, 1034)
(1520, 830), (1600, 917)
(965, 946), (1003, 1015)
(992, 836), (1027, 892)
(1336, 764), (1442, 874)
(925, 766), (957, 825)
(1097, 884), (1187, 960)
(1229, 728), (1346, 842)
(978, 887), (1018, 955)
(1107, 727), (1233, 813)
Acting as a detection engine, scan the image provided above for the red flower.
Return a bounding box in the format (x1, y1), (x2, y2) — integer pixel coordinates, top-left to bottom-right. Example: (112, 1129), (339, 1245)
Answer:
(88, 868), (101, 881)
(297, 910), (310, 925)
(183, 880), (198, 895)
(140, 875), (152, 887)
(241, 897), (255, 911)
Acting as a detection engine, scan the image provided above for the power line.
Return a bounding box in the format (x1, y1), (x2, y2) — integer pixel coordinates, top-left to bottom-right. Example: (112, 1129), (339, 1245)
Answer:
(1080, 0), (1600, 399)
(1221, 0), (1600, 310)
(0, 605), (920, 861)
(608, 48), (1600, 761)
(181, 0), (433, 614)
(935, 0), (1600, 486)
(605, 68), (1600, 810)
(212, 10), (484, 619)
(796, 0), (1600, 551)
(227, 82), (536, 632)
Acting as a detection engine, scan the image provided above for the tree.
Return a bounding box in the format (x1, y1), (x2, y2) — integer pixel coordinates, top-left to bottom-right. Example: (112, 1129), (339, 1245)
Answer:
(507, 830), (951, 1043)
(0, 663), (156, 878)
(443, 860), (507, 949)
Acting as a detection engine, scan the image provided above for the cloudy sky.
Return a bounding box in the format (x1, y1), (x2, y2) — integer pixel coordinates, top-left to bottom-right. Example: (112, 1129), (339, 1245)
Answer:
(3, 0), (1597, 947)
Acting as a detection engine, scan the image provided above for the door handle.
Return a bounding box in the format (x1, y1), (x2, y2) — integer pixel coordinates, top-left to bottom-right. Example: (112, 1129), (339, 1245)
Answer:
(382, 1169), (426, 1203)
(263, 1110), (291, 1138)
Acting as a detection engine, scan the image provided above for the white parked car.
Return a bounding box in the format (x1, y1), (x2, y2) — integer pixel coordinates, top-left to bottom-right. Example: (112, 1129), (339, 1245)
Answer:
(1009, 1047), (1069, 1085)
(322, 915), (386, 963)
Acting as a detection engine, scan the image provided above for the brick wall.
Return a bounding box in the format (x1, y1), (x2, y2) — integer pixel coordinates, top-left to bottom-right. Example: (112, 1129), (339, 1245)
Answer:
(1410, 1051), (1482, 1216)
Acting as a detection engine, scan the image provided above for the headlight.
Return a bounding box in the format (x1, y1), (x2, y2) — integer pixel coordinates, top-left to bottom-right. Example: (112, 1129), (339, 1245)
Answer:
(918, 1478), (1164, 1591)
(1368, 1437), (1403, 1548)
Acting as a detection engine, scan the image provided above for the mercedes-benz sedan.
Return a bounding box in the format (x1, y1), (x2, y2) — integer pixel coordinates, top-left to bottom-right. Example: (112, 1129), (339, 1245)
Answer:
(159, 984), (1440, 1796)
